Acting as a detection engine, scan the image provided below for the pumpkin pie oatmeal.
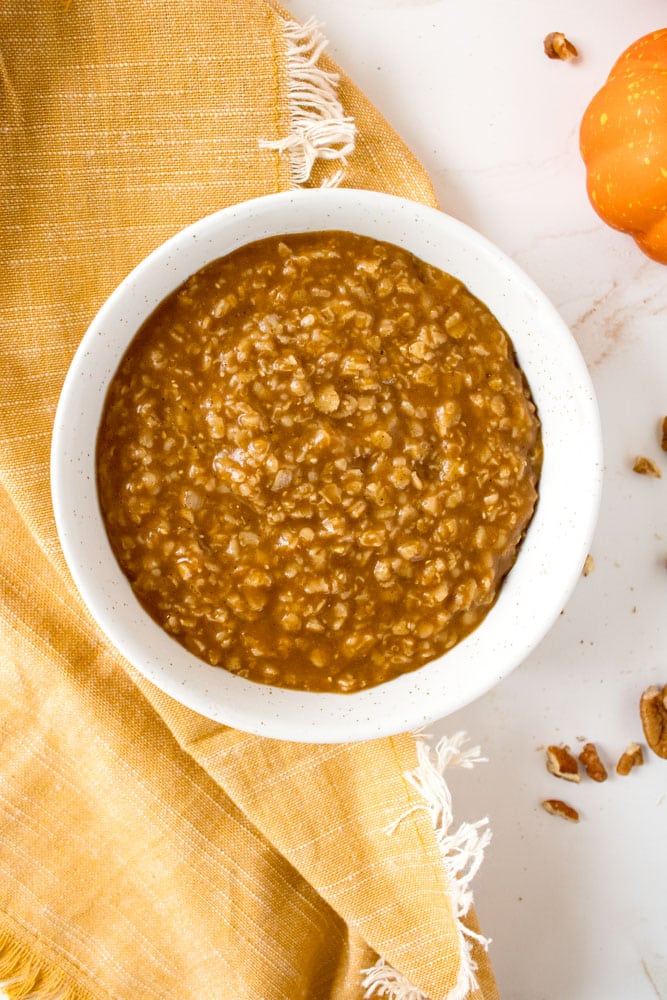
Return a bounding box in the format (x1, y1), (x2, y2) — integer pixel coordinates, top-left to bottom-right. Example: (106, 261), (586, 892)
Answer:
(97, 231), (542, 692)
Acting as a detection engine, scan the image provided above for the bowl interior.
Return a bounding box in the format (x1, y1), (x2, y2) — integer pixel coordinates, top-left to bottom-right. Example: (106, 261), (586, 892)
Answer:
(51, 189), (603, 742)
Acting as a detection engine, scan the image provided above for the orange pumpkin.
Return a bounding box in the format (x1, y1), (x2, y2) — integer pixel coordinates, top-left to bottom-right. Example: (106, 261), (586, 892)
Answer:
(580, 28), (667, 263)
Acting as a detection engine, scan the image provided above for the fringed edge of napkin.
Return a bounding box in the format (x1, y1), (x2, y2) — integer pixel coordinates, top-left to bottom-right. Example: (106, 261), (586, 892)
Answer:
(362, 733), (492, 1000)
(259, 17), (356, 186)
(0, 928), (90, 1000)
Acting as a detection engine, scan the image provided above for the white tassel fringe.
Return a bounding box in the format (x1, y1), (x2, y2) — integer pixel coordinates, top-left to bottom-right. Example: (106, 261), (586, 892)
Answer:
(260, 17), (356, 186)
(362, 959), (431, 1000)
(362, 733), (492, 1000)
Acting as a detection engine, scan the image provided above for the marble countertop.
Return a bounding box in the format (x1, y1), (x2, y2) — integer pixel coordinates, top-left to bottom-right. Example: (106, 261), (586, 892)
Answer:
(285, 2), (667, 997)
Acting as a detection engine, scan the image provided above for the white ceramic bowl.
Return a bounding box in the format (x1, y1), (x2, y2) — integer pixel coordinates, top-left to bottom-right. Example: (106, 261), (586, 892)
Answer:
(51, 189), (603, 743)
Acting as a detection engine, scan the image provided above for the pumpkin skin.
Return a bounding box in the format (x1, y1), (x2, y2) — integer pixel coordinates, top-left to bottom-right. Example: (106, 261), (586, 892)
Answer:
(580, 29), (667, 263)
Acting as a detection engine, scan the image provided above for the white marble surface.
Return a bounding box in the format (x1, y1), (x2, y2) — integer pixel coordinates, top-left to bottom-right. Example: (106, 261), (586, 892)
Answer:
(284, 2), (667, 998)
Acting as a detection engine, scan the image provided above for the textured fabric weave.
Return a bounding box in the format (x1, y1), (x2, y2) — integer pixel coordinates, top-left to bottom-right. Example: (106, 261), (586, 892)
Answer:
(0, 3), (498, 998)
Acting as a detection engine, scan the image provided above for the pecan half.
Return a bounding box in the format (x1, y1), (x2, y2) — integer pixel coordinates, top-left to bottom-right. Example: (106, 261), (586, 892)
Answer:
(616, 742), (644, 776)
(542, 799), (579, 822)
(632, 455), (662, 478)
(543, 32), (578, 61)
(579, 742), (608, 782)
(546, 744), (581, 782)
(640, 684), (667, 759)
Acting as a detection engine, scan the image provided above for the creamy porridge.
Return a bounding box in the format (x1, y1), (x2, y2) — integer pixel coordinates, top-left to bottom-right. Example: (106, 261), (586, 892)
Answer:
(97, 231), (542, 692)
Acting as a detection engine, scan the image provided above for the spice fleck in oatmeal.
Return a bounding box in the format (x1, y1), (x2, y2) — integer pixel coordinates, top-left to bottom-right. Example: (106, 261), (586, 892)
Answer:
(97, 232), (542, 692)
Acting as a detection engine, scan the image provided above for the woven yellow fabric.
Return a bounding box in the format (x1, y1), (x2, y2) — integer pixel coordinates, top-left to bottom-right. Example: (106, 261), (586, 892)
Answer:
(0, 3), (499, 999)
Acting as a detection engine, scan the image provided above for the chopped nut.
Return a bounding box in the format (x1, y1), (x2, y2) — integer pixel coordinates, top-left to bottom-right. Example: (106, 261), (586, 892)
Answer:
(582, 554), (595, 577)
(543, 32), (578, 61)
(661, 416), (667, 452)
(546, 744), (581, 782)
(578, 742), (608, 782)
(639, 684), (667, 759)
(632, 455), (662, 478)
(616, 742), (644, 775)
(541, 799), (579, 822)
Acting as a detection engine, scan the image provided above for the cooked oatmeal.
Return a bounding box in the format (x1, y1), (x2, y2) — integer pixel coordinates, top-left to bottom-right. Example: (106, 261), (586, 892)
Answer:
(97, 231), (542, 692)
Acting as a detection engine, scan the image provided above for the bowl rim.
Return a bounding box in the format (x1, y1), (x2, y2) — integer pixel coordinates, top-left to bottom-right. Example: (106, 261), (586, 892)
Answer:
(51, 187), (604, 742)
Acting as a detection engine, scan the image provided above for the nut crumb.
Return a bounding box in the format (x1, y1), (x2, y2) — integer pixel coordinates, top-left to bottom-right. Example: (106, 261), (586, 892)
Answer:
(632, 455), (662, 478)
(661, 416), (667, 452)
(543, 32), (578, 61)
(546, 745), (580, 782)
(582, 554), (595, 576)
(639, 684), (667, 759)
(579, 742), (608, 782)
(616, 742), (644, 776)
(542, 799), (579, 822)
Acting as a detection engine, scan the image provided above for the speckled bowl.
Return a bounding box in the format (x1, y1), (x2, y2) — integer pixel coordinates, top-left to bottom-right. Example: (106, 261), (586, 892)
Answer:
(51, 188), (603, 742)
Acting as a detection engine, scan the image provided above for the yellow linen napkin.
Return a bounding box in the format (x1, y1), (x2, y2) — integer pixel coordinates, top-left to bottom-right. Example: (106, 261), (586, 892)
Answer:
(0, 3), (499, 998)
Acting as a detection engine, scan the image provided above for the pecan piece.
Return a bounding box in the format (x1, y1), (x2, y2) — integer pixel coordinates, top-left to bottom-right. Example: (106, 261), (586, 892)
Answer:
(661, 416), (667, 453)
(632, 455), (662, 478)
(543, 32), (578, 61)
(578, 742), (608, 782)
(616, 742), (644, 776)
(542, 799), (579, 822)
(546, 744), (581, 782)
(640, 684), (667, 759)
